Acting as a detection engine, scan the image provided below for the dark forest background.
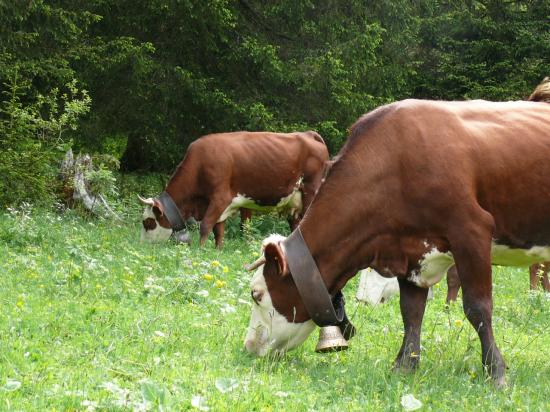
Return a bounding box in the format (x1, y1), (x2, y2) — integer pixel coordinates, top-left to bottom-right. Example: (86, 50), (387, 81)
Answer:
(1, 0), (549, 206)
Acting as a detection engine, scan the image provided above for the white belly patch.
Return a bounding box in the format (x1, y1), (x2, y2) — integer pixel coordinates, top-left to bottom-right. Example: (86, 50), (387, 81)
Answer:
(407, 242), (550, 288)
(217, 184), (303, 223)
(408, 248), (455, 288)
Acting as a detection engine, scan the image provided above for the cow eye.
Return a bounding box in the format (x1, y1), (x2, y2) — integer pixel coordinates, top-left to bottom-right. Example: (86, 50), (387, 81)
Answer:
(251, 288), (264, 305)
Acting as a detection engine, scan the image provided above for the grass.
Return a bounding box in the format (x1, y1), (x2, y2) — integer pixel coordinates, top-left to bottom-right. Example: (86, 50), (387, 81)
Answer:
(0, 206), (549, 411)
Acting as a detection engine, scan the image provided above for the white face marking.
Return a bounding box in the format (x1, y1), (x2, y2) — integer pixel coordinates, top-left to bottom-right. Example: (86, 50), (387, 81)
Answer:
(140, 206), (172, 242)
(218, 179), (304, 223)
(244, 269), (316, 356)
(244, 235), (315, 356)
(356, 268), (399, 305)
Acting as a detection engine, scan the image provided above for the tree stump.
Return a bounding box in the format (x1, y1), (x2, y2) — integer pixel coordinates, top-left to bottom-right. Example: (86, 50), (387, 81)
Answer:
(60, 149), (120, 219)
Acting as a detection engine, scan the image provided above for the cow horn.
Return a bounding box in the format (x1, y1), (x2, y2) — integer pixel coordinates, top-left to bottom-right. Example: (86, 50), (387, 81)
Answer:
(138, 195), (155, 206)
(244, 257), (266, 271)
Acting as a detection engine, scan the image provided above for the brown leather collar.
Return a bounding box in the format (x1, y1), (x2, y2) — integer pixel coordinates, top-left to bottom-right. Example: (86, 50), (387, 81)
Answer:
(283, 228), (344, 326)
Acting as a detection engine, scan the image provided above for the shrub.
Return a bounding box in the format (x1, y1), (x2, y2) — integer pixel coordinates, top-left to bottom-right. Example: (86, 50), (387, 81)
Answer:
(0, 74), (91, 207)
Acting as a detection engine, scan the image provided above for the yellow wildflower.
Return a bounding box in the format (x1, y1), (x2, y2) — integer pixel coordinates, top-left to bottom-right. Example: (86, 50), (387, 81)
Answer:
(215, 280), (227, 288)
(223, 266), (229, 273)
(454, 319), (464, 327)
(211, 260), (221, 267)
(203, 273), (214, 281)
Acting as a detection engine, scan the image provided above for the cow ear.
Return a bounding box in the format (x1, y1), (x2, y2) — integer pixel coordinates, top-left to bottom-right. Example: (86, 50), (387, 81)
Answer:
(264, 242), (289, 276)
(152, 199), (165, 218)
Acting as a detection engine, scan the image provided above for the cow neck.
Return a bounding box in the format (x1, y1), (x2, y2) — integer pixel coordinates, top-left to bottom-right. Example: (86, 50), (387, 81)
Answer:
(298, 209), (368, 297)
(282, 228), (344, 326)
(163, 167), (195, 219)
(165, 156), (199, 198)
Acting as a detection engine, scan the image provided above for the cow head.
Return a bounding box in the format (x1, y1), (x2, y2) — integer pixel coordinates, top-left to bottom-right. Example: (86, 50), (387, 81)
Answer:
(138, 195), (173, 242)
(244, 234), (315, 356)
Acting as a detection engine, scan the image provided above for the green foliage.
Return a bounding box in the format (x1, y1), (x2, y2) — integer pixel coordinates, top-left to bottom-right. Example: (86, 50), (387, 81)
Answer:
(85, 166), (118, 198)
(0, 74), (91, 207)
(1, 0), (549, 205)
(73, 0), (548, 171)
(413, 1), (550, 100)
(223, 212), (291, 241)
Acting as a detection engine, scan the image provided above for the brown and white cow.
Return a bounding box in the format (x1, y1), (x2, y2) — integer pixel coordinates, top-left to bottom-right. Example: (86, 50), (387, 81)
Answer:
(139, 131), (329, 248)
(244, 98), (550, 387)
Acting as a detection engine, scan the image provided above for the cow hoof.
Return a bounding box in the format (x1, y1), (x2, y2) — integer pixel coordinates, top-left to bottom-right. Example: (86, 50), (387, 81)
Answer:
(492, 375), (508, 390)
(391, 364), (416, 375)
(173, 231), (191, 245)
(392, 355), (419, 373)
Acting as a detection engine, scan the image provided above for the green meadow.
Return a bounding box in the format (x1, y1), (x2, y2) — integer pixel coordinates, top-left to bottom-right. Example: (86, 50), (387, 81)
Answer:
(1, 206), (548, 411)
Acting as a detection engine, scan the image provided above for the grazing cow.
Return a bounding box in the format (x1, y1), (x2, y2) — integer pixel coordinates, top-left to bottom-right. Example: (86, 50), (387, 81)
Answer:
(139, 131), (329, 248)
(244, 98), (550, 387)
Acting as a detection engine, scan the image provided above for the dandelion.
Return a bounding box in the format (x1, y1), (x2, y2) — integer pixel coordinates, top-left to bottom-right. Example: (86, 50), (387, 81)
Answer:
(454, 319), (464, 327)
(222, 266), (229, 273)
(211, 260), (220, 267)
(203, 273), (213, 281)
(215, 280), (226, 288)
(16, 296), (24, 309)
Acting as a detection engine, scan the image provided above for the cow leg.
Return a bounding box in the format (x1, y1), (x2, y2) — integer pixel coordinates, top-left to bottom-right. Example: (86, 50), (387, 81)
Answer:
(529, 263), (540, 290)
(450, 218), (506, 387)
(239, 208), (252, 232)
(332, 291), (356, 340)
(542, 265), (550, 292)
(199, 196), (232, 247)
(529, 263), (550, 292)
(446, 265), (461, 304)
(213, 221), (225, 249)
(393, 278), (429, 372)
